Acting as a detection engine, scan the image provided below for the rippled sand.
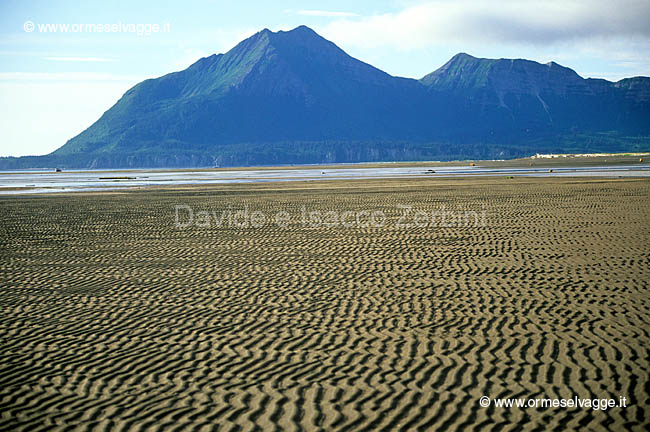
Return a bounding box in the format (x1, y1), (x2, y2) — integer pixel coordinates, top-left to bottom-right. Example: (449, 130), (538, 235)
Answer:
(1, 177), (649, 431)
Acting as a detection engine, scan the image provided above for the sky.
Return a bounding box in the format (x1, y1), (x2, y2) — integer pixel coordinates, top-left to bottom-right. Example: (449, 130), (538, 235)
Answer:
(1, 0), (649, 157)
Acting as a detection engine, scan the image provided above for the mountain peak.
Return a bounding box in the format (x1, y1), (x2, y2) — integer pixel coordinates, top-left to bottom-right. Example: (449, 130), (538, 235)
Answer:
(420, 53), (495, 88)
(219, 25), (340, 64)
(450, 52), (477, 61)
(420, 53), (587, 95)
(211, 25), (397, 91)
(249, 25), (326, 46)
(265, 25), (337, 53)
(278, 25), (318, 35)
(177, 26), (332, 94)
(135, 25), (403, 105)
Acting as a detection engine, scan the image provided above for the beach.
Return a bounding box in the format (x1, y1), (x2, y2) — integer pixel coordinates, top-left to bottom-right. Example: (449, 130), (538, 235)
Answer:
(1, 176), (649, 430)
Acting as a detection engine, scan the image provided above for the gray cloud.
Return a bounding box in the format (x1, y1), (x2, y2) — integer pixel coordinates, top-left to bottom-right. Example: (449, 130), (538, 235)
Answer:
(320, 0), (650, 48)
(463, 0), (650, 44)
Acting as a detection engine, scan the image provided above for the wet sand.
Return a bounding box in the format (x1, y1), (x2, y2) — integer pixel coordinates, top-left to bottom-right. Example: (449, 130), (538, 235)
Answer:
(1, 176), (649, 430)
(0, 153), (650, 195)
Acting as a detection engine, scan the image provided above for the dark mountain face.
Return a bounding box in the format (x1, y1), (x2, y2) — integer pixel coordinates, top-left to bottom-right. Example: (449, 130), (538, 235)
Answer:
(420, 53), (650, 139)
(52, 25), (427, 162)
(2, 26), (648, 169)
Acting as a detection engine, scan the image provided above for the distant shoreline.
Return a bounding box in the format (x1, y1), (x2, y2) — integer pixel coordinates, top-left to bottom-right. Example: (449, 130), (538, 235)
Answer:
(1, 152), (649, 175)
(1, 156), (649, 195)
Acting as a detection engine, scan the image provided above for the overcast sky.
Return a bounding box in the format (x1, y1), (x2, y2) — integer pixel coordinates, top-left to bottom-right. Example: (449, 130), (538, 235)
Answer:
(1, 0), (649, 157)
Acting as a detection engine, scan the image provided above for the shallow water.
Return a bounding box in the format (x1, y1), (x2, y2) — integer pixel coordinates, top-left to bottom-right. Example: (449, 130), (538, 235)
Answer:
(1, 164), (649, 194)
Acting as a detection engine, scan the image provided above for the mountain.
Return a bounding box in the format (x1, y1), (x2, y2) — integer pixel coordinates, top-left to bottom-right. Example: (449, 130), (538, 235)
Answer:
(420, 53), (650, 142)
(2, 26), (649, 169)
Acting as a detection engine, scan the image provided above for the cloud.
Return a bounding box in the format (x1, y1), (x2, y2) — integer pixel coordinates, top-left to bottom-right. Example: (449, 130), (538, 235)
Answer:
(288, 9), (358, 18)
(43, 56), (114, 62)
(0, 72), (142, 83)
(319, 0), (650, 50)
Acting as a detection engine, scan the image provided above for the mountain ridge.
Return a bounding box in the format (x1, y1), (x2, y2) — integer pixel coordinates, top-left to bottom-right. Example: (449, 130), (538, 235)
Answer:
(2, 25), (648, 169)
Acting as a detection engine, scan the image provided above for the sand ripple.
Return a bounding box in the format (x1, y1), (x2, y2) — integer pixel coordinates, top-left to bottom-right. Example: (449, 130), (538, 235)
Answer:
(1, 178), (649, 431)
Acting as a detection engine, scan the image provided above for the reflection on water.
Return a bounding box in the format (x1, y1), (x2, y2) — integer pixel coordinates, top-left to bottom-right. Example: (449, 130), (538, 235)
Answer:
(1, 165), (649, 194)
